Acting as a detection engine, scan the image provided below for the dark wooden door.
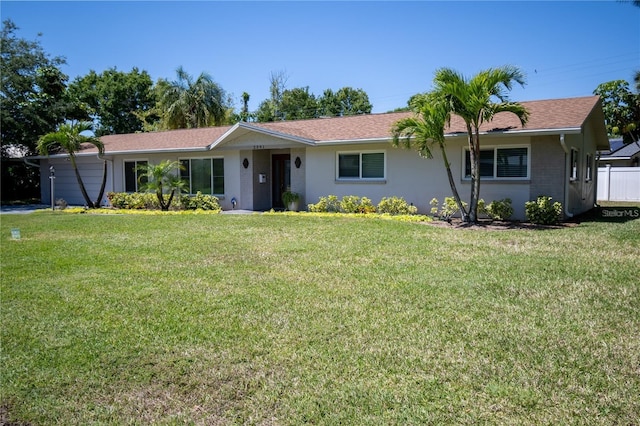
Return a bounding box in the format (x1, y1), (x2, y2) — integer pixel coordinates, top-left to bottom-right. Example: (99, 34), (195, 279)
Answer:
(272, 154), (291, 209)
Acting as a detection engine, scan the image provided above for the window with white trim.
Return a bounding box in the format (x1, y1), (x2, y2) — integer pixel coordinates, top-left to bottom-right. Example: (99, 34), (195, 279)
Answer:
(124, 160), (147, 192)
(464, 147), (529, 179)
(180, 158), (224, 195)
(570, 148), (579, 181)
(337, 151), (385, 180)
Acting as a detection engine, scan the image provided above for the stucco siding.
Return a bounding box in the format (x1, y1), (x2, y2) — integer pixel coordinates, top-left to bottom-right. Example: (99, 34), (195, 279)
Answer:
(304, 138), (535, 219)
(290, 148), (306, 206)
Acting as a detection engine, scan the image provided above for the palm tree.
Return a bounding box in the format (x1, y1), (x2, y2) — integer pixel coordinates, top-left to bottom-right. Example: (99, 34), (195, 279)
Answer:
(37, 121), (107, 208)
(432, 66), (529, 222)
(157, 66), (227, 129)
(138, 160), (186, 211)
(392, 93), (469, 221)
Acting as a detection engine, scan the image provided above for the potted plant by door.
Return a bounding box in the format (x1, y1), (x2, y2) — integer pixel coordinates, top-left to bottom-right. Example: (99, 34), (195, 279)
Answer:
(282, 190), (300, 211)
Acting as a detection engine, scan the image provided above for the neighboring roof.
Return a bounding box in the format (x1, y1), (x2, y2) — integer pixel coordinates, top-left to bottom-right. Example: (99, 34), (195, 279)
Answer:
(599, 141), (640, 160)
(61, 95), (605, 156)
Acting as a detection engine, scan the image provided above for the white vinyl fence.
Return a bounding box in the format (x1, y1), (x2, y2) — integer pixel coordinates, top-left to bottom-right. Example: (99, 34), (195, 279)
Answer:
(598, 166), (640, 201)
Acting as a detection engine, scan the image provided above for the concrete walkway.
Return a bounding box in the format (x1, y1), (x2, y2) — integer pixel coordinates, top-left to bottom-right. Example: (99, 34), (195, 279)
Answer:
(220, 209), (258, 214)
(0, 204), (51, 214)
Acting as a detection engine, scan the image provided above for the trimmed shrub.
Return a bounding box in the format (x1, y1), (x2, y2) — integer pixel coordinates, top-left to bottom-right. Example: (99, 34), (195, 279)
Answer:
(486, 198), (514, 221)
(308, 195), (341, 213)
(377, 197), (417, 215)
(107, 191), (221, 212)
(180, 192), (221, 211)
(107, 192), (158, 209)
(339, 195), (376, 214)
(525, 196), (563, 225)
(430, 197), (467, 220)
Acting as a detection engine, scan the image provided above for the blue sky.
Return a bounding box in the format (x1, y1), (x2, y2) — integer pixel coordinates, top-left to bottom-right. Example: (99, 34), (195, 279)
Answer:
(3, 1), (639, 113)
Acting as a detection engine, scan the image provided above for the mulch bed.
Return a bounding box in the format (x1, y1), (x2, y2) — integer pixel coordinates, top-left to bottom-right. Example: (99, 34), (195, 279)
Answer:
(423, 218), (579, 231)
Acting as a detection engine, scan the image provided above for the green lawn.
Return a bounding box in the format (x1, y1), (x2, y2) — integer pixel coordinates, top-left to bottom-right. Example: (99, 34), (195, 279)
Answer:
(1, 212), (639, 425)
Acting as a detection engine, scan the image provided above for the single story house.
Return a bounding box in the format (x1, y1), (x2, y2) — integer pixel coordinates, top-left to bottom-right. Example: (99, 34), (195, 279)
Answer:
(32, 95), (609, 220)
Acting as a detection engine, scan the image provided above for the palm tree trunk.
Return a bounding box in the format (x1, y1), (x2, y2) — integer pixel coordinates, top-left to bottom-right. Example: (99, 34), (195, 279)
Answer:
(166, 190), (175, 210)
(157, 191), (168, 211)
(94, 160), (108, 208)
(468, 128), (481, 223)
(439, 143), (469, 221)
(70, 155), (95, 208)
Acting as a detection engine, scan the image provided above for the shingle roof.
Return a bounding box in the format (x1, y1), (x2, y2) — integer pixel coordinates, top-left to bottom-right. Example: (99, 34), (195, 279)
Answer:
(599, 141), (640, 159)
(77, 96), (603, 155)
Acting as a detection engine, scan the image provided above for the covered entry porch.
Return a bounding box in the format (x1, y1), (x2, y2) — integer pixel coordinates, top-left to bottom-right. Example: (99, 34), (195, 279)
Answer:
(236, 147), (306, 211)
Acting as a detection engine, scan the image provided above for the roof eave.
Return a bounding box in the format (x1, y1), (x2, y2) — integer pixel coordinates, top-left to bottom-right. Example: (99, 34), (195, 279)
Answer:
(315, 137), (390, 146)
(27, 146), (211, 159)
(444, 127), (583, 138)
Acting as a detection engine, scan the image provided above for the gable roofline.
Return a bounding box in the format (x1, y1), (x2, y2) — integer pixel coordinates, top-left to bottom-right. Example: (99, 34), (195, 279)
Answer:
(209, 122), (316, 150)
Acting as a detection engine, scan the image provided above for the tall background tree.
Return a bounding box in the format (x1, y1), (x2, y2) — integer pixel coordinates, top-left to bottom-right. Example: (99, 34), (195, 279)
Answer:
(430, 66), (528, 223)
(1, 19), (74, 158)
(255, 71), (373, 122)
(1, 19), (83, 201)
(156, 66), (229, 129)
(280, 87), (318, 120)
(256, 71), (289, 122)
(318, 87), (372, 117)
(593, 79), (640, 144)
(36, 122), (107, 208)
(67, 67), (157, 136)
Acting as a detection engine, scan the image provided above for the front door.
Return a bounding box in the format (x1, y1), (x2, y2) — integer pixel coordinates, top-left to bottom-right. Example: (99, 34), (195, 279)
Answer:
(272, 154), (290, 209)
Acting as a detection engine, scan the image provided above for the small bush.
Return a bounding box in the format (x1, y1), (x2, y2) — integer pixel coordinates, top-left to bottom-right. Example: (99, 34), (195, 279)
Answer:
(308, 195), (341, 213)
(486, 198), (514, 221)
(430, 197), (466, 220)
(309, 195), (412, 215)
(525, 196), (563, 225)
(377, 197), (417, 215)
(339, 195), (376, 214)
(180, 192), (221, 211)
(107, 192), (158, 209)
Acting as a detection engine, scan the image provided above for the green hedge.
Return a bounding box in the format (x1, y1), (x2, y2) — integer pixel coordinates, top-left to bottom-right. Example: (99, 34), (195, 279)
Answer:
(107, 192), (221, 212)
(308, 195), (416, 215)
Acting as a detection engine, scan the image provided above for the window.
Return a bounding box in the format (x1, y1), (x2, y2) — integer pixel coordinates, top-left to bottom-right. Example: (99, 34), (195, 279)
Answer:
(337, 151), (385, 179)
(180, 158), (224, 195)
(570, 148), (579, 181)
(124, 160), (147, 192)
(585, 153), (593, 181)
(464, 147), (529, 179)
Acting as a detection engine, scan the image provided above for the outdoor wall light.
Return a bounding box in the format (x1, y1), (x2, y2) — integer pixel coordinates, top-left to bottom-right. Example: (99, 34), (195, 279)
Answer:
(295, 156), (302, 168)
(242, 158), (249, 169)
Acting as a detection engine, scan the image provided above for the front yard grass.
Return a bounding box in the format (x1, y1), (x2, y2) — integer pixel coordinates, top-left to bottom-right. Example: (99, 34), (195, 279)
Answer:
(1, 213), (639, 424)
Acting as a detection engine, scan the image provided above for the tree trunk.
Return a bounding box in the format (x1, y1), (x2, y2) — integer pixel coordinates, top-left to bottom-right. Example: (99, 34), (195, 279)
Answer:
(439, 143), (469, 221)
(94, 160), (108, 208)
(468, 127), (481, 223)
(166, 190), (176, 211)
(70, 155), (95, 208)
(157, 190), (168, 211)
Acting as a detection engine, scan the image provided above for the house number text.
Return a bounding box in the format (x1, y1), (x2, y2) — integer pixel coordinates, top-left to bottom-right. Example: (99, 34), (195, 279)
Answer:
(253, 145), (265, 150)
